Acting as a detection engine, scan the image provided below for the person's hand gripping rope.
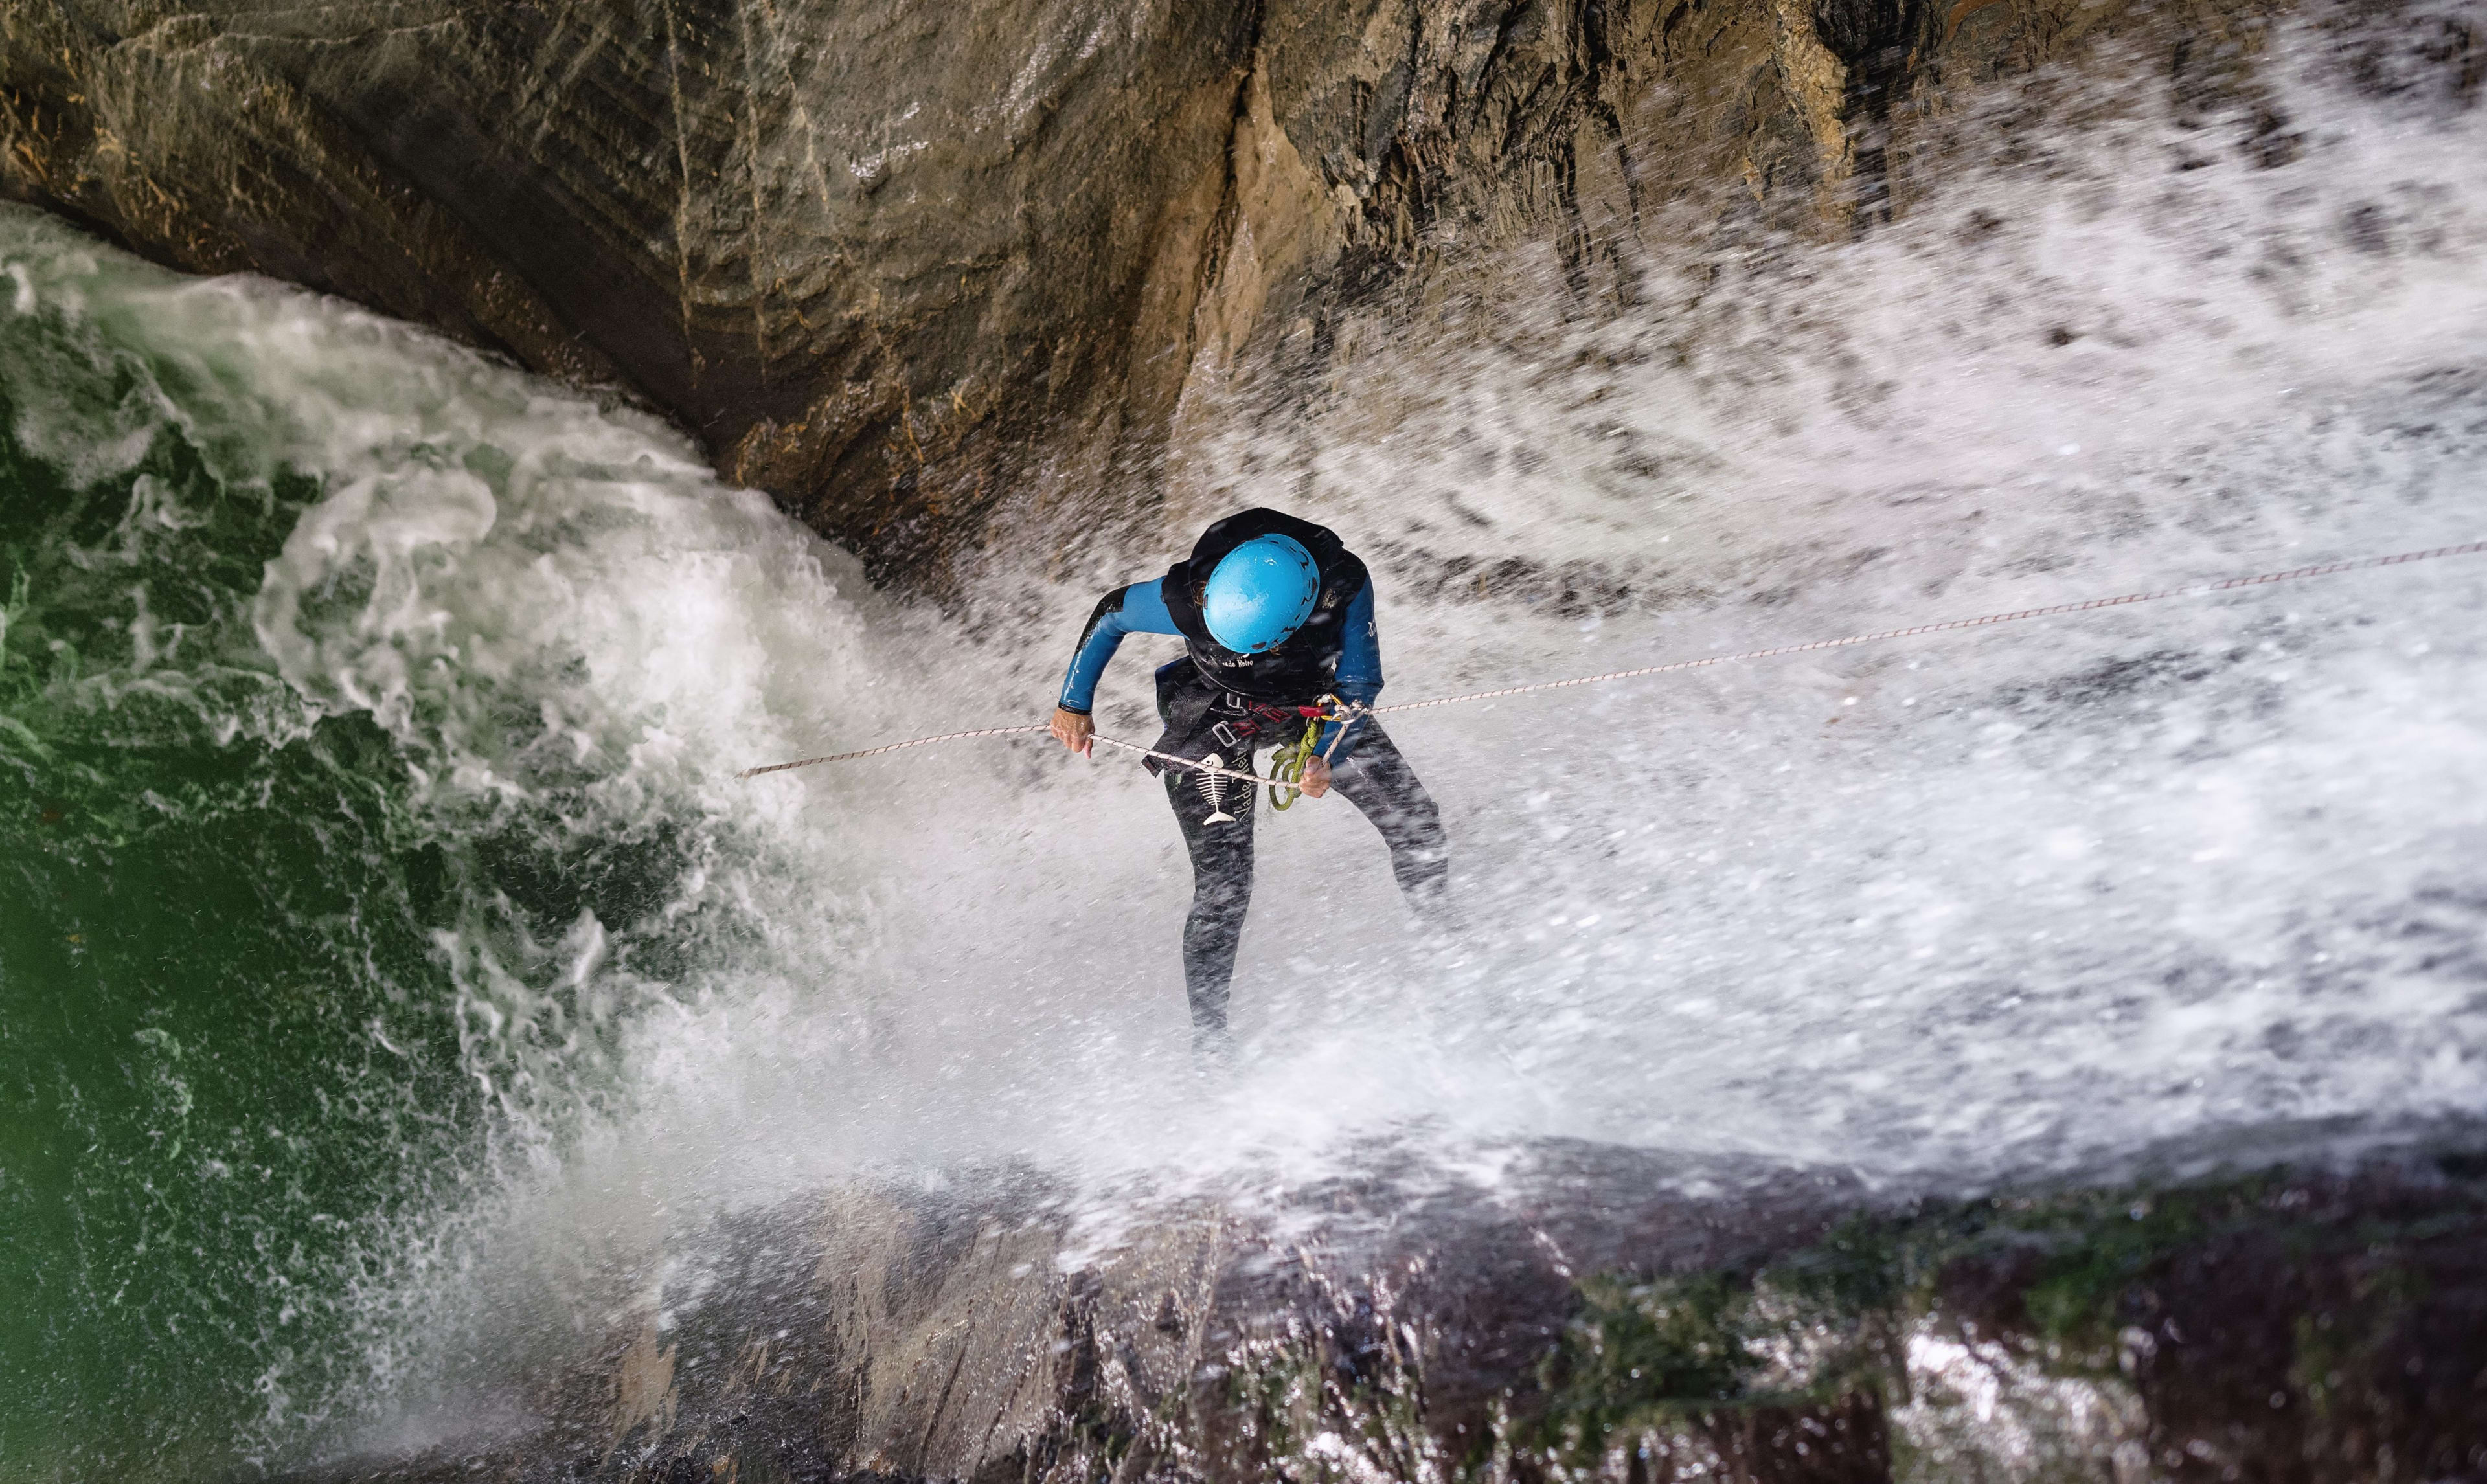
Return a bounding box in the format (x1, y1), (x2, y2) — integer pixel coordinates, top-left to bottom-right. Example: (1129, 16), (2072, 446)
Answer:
(1295, 754), (1333, 798)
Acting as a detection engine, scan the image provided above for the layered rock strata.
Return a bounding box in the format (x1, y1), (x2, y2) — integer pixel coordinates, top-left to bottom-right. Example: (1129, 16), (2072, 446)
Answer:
(3, 0), (2425, 576)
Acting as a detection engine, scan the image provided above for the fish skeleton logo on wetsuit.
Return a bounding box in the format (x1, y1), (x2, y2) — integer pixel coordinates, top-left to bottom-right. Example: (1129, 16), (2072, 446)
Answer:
(1049, 508), (1454, 1056)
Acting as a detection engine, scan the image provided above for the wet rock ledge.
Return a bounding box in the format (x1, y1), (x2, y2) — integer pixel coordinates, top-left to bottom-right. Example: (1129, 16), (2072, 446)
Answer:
(299, 1146), (2487, 1483)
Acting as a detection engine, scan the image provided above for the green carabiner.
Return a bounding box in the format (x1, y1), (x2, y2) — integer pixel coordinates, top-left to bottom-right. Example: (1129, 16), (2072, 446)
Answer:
(1269, 695), (1342, 811)
(1267, 715), (1323, 811)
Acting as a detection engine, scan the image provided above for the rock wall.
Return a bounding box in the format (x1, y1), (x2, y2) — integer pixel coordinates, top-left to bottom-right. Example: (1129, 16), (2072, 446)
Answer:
(0, 0), (2396, 581)
(289, 1152), (2487, 1483)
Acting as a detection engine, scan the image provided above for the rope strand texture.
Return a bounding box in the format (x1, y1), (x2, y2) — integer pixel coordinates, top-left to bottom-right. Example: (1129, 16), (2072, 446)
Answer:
(737, 538), (2487, 781)
(1361, 539), (2487, 716)
(738, 725), (1294, 786)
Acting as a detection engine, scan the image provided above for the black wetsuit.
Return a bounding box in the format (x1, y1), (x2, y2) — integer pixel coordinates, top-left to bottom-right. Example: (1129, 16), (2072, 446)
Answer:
(1056, 509), (1451, 1045)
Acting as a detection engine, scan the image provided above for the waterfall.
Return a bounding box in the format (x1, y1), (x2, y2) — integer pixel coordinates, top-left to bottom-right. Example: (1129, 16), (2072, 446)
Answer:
(2, 12), (2484, 1476)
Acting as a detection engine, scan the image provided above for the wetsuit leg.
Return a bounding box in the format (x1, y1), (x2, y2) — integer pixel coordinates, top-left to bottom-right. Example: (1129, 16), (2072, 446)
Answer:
(1327, 723), (1455, 932)
(1164, 758), (1256, 1044)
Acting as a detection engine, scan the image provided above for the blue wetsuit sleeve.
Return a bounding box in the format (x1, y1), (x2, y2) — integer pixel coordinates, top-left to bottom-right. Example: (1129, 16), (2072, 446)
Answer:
(1319, 579), (1382, 762)
(1058, 579), (1177, 714)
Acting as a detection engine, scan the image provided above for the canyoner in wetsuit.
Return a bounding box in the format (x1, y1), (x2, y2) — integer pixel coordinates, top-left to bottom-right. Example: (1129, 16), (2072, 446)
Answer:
(1049, 509), (1453, 1055)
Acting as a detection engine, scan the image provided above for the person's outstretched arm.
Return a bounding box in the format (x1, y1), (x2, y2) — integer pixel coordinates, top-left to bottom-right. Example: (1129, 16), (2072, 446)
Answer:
(1051, 579), (1178, 753)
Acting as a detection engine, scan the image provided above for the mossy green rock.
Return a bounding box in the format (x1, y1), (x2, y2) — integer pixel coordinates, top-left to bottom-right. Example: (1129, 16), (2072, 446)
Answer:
(273, 1154), (2487, 1483)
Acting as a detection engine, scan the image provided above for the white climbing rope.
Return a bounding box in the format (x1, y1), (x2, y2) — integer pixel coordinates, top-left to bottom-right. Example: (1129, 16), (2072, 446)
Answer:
(737, 538), (2487, 784)
(740, 724), (1047, 778)
(738, 723), (1297, 787)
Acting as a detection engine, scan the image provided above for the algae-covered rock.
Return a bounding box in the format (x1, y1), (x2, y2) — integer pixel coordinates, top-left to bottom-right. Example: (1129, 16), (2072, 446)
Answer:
(281, 1151), (2487, 1483)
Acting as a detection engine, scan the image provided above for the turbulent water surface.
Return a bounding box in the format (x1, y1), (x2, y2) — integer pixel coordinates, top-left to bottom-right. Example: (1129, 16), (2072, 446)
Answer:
(5, 22), (2487, 1478)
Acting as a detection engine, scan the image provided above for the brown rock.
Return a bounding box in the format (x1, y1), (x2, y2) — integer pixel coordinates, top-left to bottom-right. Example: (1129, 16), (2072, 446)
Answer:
(0, 0), (2427, 581)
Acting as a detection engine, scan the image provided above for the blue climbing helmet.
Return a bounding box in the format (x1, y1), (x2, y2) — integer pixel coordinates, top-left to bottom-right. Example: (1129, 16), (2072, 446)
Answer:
(1203, 534), (1321, 653)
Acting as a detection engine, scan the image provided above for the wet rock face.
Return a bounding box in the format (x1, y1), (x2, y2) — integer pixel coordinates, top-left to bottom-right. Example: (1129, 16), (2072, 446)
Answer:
(290, 1154), (2487, 1484)
(0, 0), (1258, 574)
(0, 0), (2347, 577)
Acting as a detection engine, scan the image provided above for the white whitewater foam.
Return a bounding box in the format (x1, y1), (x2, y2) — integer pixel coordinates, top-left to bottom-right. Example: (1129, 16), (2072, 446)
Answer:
(622, 15), (2487, 1199)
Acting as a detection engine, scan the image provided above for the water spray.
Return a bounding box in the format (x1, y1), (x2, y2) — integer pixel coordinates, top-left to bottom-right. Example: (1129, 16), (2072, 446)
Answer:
(738, 538), (2487, 784)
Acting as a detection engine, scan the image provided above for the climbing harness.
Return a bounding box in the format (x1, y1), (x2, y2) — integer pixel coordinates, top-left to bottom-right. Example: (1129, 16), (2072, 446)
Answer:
(737, 537), (2487, 784)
